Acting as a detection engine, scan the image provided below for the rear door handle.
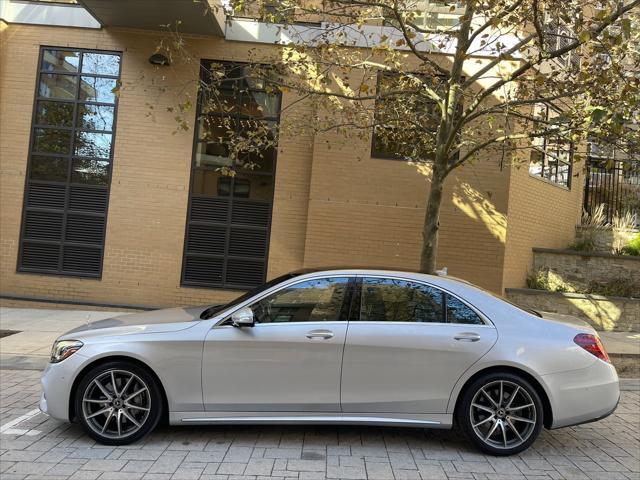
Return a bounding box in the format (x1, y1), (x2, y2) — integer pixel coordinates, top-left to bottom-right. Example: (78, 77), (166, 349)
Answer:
(454, 332), (481, 342)
(306, 329), (334, 340)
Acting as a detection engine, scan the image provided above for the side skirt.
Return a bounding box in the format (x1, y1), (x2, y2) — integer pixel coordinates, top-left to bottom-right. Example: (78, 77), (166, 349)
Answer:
(170, 412), (453, 429)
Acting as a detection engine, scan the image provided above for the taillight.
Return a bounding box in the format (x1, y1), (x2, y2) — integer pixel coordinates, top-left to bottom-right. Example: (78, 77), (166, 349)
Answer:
(574, 333), (611, 363)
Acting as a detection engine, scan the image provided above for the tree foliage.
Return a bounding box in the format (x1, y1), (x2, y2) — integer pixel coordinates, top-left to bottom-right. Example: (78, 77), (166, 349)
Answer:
(157, 0), (640, 272)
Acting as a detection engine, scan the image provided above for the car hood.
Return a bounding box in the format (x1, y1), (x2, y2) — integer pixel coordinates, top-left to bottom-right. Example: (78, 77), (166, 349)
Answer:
(60, 305), (214, 339)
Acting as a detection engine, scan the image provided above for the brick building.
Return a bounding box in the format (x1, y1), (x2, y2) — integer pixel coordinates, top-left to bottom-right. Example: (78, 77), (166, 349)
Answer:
(0, 1), (584, 308)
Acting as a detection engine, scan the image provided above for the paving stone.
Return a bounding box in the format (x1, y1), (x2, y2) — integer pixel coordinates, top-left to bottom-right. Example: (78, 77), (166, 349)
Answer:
(0, 370), (638, 480)
(287, 459), (326, 472)
(80, 459), (127, 472)
(326, 465), (367, 479)
(244, 458), (275, 476)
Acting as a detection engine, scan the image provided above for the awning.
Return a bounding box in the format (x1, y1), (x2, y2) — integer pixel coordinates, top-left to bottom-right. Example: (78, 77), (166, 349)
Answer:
(77, 0), (225, 36)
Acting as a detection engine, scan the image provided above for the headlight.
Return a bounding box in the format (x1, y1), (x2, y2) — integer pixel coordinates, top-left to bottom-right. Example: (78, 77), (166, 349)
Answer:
(50, 340), (83, 363)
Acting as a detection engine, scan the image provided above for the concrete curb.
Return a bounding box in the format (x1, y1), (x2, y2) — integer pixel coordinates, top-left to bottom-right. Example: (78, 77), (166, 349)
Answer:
(0, 354), (48, 371)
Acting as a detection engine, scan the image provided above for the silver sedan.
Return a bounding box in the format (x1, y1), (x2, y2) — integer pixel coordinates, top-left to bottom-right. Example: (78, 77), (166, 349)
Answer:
(40, 269), (619, 455)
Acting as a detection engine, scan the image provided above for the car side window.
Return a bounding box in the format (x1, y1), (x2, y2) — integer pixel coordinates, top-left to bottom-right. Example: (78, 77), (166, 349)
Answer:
(249, 277), (349, 324)
(360, 277), (445, 323)
(445, 294), (484, 325)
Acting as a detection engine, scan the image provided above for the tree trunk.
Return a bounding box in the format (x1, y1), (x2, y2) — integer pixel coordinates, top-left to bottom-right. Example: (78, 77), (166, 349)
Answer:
(420, 162), (446, 273)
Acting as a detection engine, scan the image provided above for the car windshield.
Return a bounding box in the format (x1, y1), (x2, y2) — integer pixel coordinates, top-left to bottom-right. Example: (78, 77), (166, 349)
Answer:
(199, 271), (307, 319)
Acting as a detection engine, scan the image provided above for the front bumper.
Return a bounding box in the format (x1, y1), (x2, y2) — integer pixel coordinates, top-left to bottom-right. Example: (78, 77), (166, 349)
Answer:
(40, 352), (89, 422)
(543, 359), (620, 429)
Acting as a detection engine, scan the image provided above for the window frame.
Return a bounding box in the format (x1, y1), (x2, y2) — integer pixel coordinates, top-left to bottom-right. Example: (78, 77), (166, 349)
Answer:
(17, 46), (122, 279)
(351, 276), (492, 326)
(528, 103), (573, 189)
(181, 60), (283, 290)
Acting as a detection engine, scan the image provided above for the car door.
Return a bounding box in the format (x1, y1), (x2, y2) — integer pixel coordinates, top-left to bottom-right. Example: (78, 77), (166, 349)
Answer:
(202, 275), (353, 412)
(341, 276), (498, 414)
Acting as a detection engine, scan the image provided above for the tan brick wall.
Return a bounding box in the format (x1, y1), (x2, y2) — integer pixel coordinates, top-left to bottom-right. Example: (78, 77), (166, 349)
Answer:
(303, 130), (511, 293)
(0, 24), (313, 307)
(502, 159), (584, 291)
(0, 22), (584, 307)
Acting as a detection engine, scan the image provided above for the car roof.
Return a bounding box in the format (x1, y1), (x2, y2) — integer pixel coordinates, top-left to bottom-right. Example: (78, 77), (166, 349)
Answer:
(291, 267), (473, 287)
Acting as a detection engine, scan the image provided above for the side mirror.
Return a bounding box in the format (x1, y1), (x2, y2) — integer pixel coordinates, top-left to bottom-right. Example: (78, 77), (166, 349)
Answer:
(231, 307), (255, 328)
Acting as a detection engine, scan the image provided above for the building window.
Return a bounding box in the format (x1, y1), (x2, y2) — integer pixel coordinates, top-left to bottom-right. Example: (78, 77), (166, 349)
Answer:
(181, 61), (281, 289)
(544, 11), (580, 69)
(528, 104), (572, 188)
(413, 1), (465, 30)
(18, 47), (121, 277)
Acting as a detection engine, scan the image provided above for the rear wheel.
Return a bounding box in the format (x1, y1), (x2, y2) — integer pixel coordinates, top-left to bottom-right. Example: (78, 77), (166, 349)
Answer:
(458, 372), (543, 456)
(74, 361), (163, 445)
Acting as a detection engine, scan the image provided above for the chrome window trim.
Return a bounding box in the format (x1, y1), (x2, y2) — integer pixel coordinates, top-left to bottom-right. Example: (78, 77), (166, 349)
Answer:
(355, 274), (494, 327)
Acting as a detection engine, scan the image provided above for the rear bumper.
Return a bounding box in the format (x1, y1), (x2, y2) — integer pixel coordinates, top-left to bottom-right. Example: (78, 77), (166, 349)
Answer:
(543, 359), (619, 429)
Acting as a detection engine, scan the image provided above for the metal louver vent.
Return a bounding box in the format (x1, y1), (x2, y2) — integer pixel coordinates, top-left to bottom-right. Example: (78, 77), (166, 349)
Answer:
(69, 187), (108, 213)
(226, 259), (265, 286)
(228, 228), (268, 258)
(24, 211), (64, 240)
(183, 256), (224, 285)
(190, 197), (229, 223)
(65, 215), (105, 244)
(27, 183), (66, 209)
(19, 185), (109, 276)
(62, 245), (102, 274)
(232, 200), (270, 227)
(21, 242), (60, 271)
(187, 224), (226, 254)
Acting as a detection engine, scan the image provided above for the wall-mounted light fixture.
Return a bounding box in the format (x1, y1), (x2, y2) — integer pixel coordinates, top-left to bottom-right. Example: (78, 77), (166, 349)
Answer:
(149, 53), (170, 66)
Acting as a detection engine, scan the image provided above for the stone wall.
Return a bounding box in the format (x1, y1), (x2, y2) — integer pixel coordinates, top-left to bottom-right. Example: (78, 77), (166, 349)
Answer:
(506, 288), (640, 332)
(532, 248), (640, 295)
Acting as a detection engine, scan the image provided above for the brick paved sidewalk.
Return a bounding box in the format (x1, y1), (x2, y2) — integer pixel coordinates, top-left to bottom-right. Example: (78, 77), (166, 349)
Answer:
(0, 369), (638, 480)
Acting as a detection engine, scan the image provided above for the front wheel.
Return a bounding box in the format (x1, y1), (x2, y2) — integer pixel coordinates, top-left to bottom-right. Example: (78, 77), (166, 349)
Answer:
(75, 361), (163, 445)
(457, 372), (544, 456)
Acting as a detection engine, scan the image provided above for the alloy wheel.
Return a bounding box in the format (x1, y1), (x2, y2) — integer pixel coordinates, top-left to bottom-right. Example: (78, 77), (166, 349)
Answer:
(81, 369), (151, 440)
(469, 380), (537, 450)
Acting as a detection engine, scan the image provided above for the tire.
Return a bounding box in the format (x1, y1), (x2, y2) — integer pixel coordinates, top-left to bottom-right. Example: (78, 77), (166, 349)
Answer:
(74, 360), (163, 445)
(457, 372), (544, 456)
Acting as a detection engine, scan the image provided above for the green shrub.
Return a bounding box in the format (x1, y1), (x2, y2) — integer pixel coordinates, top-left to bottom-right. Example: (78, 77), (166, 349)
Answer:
(621, 233), (640, 256)
(569, 237), (596, 252)
(526, 270), (549, 290)
(587, 279), (639, 298)
(526, 270), (571, 293)
(527, 270), (638, 298)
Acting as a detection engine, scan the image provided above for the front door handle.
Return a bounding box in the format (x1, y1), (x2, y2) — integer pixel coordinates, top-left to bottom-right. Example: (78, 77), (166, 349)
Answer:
(306, 329), (334, 340)
(454, 332), (481, 342)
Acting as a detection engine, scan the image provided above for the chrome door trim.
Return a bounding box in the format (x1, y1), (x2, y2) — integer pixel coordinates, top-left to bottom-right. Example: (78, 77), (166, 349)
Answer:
(181, 415), (441, 425)
(354, 274), (495, 326)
